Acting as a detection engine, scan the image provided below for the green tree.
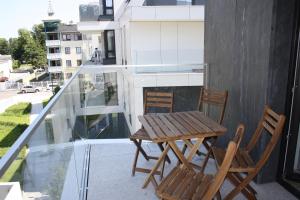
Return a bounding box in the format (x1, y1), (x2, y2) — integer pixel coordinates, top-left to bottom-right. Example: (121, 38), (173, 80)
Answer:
(32, 24), (46, 49)
(9, 38), (23, 63)
(0, 38), (10, 55)
(5, 24), (47, 68)
(13, 29), (46, 67)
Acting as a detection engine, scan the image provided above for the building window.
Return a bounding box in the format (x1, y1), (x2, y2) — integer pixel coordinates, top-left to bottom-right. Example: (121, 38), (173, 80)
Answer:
(48, 47), (60, 54)
(49, 60), (61, 67)
(104, 0), (113, 15)
(65, 47), (71, 54)
(104, 30), (116, 58)
(77, 60), (82, 66)
(47, 33), (59, 40)
(66, 73), (73, 79)
(76, 47), (82, 54)
(62, 33), (72, 41)
(62, 33), (82, 41)
(74, 33), (82, 41)
(66, 60), (72, 67)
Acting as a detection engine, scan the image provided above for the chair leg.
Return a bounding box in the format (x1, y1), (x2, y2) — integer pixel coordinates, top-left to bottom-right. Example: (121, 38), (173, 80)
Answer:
(225, 173), (257, 200)
(200, 146), (212, 173)
(132, 144), (140, 176)
(215, 190), (221, 200)
(132, 139), (145, 176)
(160, 156), (166, 180)
(233, 172), (257, 195)
(132, 139), (149, 161)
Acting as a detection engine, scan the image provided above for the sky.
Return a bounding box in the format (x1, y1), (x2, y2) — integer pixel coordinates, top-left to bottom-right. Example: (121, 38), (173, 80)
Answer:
(0, 0), (91, 39)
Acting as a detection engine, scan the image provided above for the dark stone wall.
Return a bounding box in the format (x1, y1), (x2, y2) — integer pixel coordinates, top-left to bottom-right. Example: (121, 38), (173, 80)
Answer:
(205, 0), (296, 183)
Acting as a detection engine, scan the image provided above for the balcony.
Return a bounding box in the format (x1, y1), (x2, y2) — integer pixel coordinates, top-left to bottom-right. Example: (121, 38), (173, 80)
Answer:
(46, 40), (61, 47)
(48, 66), (62, 73)
(47, 53), (62, 60)
(0, 64), (296, 200)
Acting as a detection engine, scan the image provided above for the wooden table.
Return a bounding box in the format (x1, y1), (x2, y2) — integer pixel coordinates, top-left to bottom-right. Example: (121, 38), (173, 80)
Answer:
(138, 111), (227, 188)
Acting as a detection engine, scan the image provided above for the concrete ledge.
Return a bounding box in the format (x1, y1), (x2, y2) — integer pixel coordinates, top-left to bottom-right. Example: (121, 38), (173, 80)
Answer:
(0, 182), (22, 200)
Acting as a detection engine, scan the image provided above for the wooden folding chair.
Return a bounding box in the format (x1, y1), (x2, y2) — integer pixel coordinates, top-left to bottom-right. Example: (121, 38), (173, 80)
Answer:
(156, 124), (245, 200)
(212, 105), (286, 200)
(180, 88), (228, 165)
(198, 88), (228, 124)
(130, 91), (174, 178)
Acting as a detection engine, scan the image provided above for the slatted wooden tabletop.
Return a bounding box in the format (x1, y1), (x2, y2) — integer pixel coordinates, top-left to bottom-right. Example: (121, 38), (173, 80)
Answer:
(138, 111), (227, 142)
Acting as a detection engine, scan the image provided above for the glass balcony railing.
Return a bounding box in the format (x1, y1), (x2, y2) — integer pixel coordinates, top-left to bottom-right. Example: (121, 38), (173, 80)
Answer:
(0, 64), (206, 200)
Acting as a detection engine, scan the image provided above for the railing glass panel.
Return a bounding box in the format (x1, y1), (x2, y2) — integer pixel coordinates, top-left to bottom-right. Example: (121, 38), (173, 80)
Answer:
(0, 64), (206, 199)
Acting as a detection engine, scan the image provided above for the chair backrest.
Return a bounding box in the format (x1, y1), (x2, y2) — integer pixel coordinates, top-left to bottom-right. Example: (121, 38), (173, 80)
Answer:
(245, 105), (286, 170)
(198, 88), (228, 124)
(203, 124), (245, 199)
(144, 91), (174, 114)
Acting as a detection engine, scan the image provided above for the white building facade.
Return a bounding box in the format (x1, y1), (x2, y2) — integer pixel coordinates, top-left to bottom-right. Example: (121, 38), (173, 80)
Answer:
(77, 0), (205, 132)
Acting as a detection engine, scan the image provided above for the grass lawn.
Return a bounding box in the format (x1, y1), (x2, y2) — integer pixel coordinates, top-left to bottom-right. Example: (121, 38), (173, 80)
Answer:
(0, 103), (31, 182)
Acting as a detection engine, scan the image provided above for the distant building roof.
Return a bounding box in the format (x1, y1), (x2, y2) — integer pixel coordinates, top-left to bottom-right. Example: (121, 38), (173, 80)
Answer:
(57, 24), (78, 32)
(0, 55), (12, 61)
(0, 55), (12, 65)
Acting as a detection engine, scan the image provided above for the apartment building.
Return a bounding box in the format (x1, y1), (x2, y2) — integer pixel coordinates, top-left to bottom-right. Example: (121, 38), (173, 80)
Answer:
(77, 0), (205, 132)
(43, 18), (83, 81)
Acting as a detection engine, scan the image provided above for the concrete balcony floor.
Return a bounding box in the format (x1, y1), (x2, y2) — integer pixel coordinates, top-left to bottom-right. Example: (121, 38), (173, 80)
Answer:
(87, 141), (297, 200)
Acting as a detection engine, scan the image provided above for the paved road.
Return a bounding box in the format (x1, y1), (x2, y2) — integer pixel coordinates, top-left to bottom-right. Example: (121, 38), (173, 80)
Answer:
(0, 90), (18, 101)
(0, 91), (53, 113)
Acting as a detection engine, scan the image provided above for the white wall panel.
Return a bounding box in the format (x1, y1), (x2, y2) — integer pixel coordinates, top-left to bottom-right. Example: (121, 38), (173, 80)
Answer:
(129, 21), (204, 65)
(131, 22), (161, 64)
(131, 7), (156, 20)
(161, 22), (178, 64)
(154, 6), (190, 20)
(178, 22), (204, 64)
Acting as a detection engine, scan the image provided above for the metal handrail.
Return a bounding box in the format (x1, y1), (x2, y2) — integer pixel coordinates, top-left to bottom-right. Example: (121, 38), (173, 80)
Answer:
(82, 63), (206, 68)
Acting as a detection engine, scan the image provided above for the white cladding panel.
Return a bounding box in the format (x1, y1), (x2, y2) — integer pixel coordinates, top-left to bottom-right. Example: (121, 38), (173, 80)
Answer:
(131, 22), (161, 64)
(129, 21), (204, 65)
(161, 22), (178, 64)
(178, 22), (203, 63)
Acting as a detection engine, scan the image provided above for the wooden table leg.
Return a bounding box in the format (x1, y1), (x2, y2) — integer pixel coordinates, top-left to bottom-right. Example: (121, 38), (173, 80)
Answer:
(186, 138), (204, 161)
(142, 144), (171, 189)
(169, 142), (192, 171)
(170, 138), (204, 170)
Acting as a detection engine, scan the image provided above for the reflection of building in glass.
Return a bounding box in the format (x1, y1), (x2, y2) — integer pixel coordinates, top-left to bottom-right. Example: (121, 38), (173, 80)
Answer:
(79, 72), (118, 107)
(73, 113), (130, 139)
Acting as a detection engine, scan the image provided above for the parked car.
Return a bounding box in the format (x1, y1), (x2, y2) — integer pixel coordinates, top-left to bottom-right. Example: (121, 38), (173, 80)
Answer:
(20, 85), (41, 93)
(35, 68), (45, 73)
(0, 77), (8, 82)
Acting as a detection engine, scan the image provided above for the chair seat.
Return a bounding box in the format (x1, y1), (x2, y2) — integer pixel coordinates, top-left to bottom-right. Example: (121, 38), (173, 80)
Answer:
(212, 147), (255, 172)
(130, 129), (151, 140)
(156, 167), (214, 200)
